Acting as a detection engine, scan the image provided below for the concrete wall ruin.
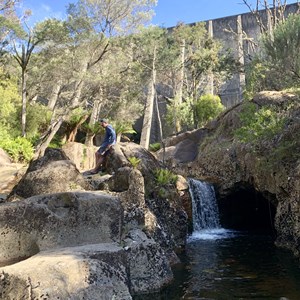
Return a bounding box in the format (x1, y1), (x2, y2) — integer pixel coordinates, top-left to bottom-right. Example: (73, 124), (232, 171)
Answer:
(205, 3), (299, 108)
(148, 3), (299, 143)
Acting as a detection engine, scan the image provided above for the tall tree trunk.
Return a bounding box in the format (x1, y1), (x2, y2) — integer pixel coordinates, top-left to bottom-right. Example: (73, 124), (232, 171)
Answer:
(72, 79), (84, 107)
(140, 47), (157, 149)
(237, 15), (246, 101)
(68, 113), (89, 142)
(174, 38), (185, 133)
(206, 21), (214, 95)
(85, 99), (102, 146)
(34, 117), (64, 159)
(21, 68), (27, 137)
(155, 91), (166, 164)
(72, 62), (88, 107)
(48, 80), (62, 111)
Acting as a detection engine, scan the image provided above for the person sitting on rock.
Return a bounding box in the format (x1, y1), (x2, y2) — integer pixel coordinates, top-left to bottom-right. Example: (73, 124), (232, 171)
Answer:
(89, 118), (116, 174)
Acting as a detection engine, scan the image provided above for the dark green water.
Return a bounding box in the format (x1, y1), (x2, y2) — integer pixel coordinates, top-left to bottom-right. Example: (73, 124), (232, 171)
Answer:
(135, 230), (300, 300)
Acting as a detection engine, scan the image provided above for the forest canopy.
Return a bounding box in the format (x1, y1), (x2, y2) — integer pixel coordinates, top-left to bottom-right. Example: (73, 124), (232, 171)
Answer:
(0, 0), (297, 162)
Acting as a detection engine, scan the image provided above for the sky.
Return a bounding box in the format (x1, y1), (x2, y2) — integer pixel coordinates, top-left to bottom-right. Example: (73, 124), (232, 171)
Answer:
(20, 0), (298, 28)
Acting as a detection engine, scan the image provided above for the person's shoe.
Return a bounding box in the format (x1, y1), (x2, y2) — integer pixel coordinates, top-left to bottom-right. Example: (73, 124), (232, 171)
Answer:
(85, 170), (98, 175)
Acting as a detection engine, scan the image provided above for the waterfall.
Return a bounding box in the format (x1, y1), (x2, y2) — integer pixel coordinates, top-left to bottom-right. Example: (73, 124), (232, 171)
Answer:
(188, 178), (220, 232)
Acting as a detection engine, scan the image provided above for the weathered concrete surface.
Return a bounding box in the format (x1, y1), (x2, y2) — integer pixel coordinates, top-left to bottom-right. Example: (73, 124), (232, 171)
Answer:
(0, 191), (123, 265)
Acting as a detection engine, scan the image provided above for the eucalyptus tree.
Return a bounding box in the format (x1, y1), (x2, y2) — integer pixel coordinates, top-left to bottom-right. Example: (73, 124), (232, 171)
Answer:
(7, 18), (68, 137)
(261, 13), (300, 89)
(242, 0), (295, 34)
(0, 0), (20, 49)
(124, 26), (168, 149)
(163, 22), (235, 130)
(33, 0), (157, 158)
(242, 1), (300, 98)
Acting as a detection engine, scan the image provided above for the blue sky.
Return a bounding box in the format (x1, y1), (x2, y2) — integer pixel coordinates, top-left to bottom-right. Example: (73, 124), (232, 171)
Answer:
(20, 0), (298, 27)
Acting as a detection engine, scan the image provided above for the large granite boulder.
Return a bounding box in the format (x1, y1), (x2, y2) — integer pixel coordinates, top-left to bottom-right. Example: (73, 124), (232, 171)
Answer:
(156, 128), (208, 165)
(0, 191), (122, 265)
(0, 229), (173, 299)
(106, 142), (161, 179)
(0, 141), (188, 297)
(124, 229), (173, 294)
(62, 142), (98, 171)
(0, 148), (26, 199)
(0, 244), (131, 300)
(95, 144), (188, 255)
(8, 148), (91, 200)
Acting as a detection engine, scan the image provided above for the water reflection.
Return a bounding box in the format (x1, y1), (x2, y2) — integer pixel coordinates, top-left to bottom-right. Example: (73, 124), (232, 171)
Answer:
(183, 232), (300, 300)
(134, 232), (300, 300)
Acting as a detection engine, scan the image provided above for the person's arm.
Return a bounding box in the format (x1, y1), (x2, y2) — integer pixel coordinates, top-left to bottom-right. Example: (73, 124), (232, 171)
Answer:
(100, 126), (116, 153)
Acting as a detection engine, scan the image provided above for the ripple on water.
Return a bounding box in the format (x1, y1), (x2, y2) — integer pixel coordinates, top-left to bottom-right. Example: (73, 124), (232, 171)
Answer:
(187, 228), (238, 241)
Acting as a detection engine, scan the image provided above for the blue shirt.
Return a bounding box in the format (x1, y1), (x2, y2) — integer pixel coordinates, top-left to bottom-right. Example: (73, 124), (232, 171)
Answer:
(101, 124), (116, 150)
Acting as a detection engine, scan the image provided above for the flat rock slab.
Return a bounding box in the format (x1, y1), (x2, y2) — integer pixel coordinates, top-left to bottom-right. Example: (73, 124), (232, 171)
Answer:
(0, 230), (173, 299)
(0, 243), (132, 300)
(0, 191), (123, 265)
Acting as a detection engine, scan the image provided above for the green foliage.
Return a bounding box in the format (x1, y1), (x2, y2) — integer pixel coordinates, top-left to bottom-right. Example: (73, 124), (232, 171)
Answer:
(0, 134), (33, 162)
(154, 168), (178, 186)
(113, 121), (136, 141)
(194, 94), (224, 127)
(166, 97), (194, 131)
(0, 69), (20, 130)
(234, 103), (286, 143)
(149, 142), (161, 152)
(262, 13), (300, 89)
(69, 109), (100, 135)
(69, 108), (87, 126)
(82, 122), (102, 135)
(164, 22), (236, 106)
(245, 13), (300, 95)
(244, 57), (270, 100)
(48, 135), (65, 149)
(167, 94), (224, 130)
(128, 156), (141, 168)
(26, 103), (52, 142)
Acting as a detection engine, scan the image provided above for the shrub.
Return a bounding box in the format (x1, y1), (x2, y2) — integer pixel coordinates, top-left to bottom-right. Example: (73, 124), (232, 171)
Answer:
(234, 103), (286, 143)
(194, 94), (224, 127)
(245, 13), (300, 94)
(154, 168), (178, 186)
(0, 136), (34, 163)
(128, 156), (141, 168)
(262, 13), (300, 89)
(244, 58), (270, 100)
(149, 142), (161, 152)
(26, 103), (52, 141)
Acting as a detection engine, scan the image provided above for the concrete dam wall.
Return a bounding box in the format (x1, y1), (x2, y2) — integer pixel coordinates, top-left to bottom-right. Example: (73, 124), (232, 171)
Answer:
(148, 3), (299, 143)
(204, 2), (299, 108)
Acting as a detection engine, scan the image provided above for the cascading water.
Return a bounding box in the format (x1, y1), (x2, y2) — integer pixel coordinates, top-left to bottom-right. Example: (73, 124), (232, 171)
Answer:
(188, 178), (220, 230)
(188, 178), (233, 240)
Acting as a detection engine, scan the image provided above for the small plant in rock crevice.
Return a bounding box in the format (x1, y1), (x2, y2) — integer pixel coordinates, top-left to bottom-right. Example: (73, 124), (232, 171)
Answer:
(149, 142), (161, 152)
(154, 168), (178, 187)
(128, 156), (141, 169)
